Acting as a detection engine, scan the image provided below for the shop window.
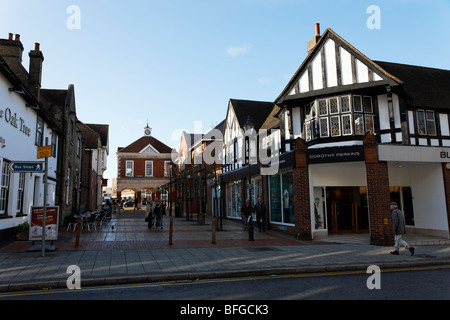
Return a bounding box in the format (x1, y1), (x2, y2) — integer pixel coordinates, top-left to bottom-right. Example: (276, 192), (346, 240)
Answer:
(313, 187), (326, 230)
(226, 181), (241, 219)
(269, 170), (294, 224)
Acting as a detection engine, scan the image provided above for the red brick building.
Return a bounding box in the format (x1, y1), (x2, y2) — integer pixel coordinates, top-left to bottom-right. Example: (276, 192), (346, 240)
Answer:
(116, 125), (174, 206)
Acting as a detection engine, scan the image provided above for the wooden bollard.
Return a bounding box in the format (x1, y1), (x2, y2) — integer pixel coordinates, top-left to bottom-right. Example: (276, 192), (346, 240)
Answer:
(212, 217), (216, 244)
(75, 217), (81, 247)
(169, 216), (173, 245)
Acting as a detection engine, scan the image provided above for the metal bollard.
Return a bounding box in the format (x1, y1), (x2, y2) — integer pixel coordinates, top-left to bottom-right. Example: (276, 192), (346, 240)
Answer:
(247, 215), (254, 241)
(169, 216), (173, 245)
(212, 217), (216, 244)
(75, 217), (81, 247)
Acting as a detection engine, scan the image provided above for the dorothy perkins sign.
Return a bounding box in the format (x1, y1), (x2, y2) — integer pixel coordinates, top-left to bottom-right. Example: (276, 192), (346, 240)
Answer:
(306, 145), (365, 164)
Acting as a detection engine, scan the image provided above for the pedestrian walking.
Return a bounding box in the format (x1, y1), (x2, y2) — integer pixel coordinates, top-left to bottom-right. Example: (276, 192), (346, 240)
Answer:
(389, 202), (414, 256)
(145, 199), (153, 229)
(134, 197), (139, 210)
(254, 197), (266, 232)
(241, 199), (253, 231)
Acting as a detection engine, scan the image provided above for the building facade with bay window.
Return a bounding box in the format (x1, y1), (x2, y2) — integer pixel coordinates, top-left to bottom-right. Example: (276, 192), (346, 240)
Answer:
(275, 26), (450, 244)
(220, 25), (450, 245)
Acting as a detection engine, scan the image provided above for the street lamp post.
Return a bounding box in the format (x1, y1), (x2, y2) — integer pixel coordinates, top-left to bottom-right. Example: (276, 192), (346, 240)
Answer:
(169, 161), (173, 216)
(244, 116), (255, 241)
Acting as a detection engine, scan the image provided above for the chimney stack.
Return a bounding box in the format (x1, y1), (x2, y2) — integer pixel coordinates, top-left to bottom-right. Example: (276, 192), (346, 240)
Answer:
(28, 42), (44, 100)
(307, 23), (322, 54)
(0, 33), (24, 65)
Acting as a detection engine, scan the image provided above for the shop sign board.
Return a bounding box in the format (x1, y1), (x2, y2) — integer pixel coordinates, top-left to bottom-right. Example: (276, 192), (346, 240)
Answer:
(29, 206), (59, 241)
(306, 145), (365, 164)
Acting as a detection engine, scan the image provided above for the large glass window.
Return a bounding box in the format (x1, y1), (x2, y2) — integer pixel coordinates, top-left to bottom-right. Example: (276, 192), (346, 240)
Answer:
(226, 181), (241, 219)
(269, 170), (294, 224)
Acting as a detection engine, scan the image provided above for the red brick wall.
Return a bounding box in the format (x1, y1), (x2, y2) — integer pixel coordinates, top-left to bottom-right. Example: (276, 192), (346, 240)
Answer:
(364, 133), (393, 246)
(293, 138), (312, 240)
(118, 157), (170, 178)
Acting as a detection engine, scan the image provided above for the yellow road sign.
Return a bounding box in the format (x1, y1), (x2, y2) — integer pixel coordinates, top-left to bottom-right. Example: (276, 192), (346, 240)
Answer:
(37, 145), (52, 159)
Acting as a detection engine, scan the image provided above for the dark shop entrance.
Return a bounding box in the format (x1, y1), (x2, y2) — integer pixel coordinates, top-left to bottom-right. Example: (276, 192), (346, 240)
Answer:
(326, 187), (369, 234)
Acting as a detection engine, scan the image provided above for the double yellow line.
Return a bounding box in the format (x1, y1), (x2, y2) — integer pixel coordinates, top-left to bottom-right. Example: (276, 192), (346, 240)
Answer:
(1, 264), (449, 299)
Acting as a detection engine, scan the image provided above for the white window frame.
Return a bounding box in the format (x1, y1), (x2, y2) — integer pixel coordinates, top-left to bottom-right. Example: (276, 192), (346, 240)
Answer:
(145, 161), (153, 177)
(126, 160), (134, 177)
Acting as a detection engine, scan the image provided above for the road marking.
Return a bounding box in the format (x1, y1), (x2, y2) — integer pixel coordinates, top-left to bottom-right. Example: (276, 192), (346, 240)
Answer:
(1, 264), (449, 298)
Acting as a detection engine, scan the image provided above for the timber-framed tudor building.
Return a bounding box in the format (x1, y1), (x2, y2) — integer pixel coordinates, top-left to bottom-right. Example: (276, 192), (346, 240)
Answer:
(217, 25), (450, 245)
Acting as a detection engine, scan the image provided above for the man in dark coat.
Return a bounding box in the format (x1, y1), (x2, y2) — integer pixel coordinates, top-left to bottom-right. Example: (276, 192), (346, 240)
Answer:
(390, 202), (414, 256)
(254, 197), (267, 232)
(241, 199), (252, 231)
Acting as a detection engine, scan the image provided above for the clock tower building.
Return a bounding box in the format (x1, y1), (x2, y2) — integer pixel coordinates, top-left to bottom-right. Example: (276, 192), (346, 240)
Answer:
(116, 125), (174, 207)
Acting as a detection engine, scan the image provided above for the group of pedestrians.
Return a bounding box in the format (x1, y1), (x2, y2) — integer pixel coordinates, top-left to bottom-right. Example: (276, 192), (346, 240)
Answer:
(144, 198), (166, 229)
(241, 197), (267, 232)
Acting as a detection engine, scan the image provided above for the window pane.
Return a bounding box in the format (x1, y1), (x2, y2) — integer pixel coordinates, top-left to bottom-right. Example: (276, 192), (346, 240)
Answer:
(319, 99), (328, 116)
(426, 111), (436, 135)
(341, 96), (351, 113)
(363, 96), (373, 113)
(342, 114), (352, 135)
(365, 115), (375, 133)
(330, 116), (341, 136)
(353, 95), (362, 112)
(416, 110), (426, 135)
(126, 161), (134, 177)
(355, 114), (364, 135)
(319, 118), (329, 137)
(329, 98), (339, 114)
(145, 161), (153, 176)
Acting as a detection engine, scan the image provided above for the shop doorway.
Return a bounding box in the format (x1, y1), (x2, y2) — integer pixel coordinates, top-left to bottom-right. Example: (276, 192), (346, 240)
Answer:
(326, 187), (369, 234)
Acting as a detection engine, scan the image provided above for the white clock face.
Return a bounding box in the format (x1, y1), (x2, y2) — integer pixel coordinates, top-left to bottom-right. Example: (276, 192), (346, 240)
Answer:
(145, 129), (151, 135)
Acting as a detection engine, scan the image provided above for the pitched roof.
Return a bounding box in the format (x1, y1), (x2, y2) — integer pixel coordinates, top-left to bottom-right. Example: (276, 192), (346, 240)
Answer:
(274, 28), (450, 111)
(229, 99), (276, 130)
(118, 136), (172, 154)
(374, 61), (450, 109)
(85, 124), (109, 150)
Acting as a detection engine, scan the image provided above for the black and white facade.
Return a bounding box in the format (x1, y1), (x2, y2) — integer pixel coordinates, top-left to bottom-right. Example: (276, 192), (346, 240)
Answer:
(276, 27), (450, 241)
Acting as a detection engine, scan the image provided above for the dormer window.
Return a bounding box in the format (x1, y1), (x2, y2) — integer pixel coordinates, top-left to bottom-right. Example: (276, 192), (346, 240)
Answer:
(304, 94), (374, 142)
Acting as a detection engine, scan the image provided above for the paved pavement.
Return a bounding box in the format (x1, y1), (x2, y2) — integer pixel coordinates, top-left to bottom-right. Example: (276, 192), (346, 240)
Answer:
(0, 209), (449, 292)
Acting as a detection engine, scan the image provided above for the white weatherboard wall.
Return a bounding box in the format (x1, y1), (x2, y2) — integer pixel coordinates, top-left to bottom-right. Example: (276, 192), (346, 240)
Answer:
(0, 72), (58, 230)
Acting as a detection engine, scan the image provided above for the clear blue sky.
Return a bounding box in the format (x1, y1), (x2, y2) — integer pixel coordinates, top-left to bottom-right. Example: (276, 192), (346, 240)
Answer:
(1, 0), (450, 186)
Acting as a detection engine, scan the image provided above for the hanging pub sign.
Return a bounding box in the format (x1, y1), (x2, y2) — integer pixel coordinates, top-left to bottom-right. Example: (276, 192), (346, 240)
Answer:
(306, 145), (365, 164)
(29, 206), (59, 241)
